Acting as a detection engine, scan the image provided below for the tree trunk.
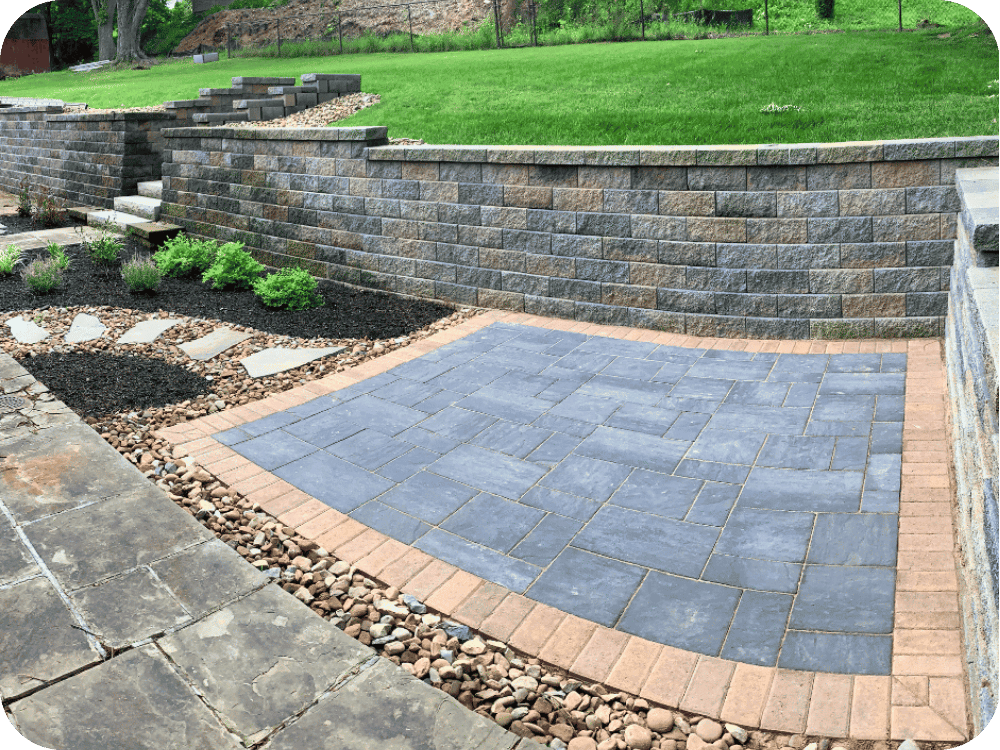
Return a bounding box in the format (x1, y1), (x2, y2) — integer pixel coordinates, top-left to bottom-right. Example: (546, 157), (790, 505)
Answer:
(115, 0), (152, 61)
(89, 0), (117, 61)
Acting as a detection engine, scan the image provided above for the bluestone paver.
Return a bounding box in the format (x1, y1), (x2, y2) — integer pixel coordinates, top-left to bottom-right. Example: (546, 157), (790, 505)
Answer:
(240, 346), (345, 377)
(116, 317), (182, 344)
(6, 315), (49, 344)
(179, 327), (252, 360)
(64, 313), (106, 343)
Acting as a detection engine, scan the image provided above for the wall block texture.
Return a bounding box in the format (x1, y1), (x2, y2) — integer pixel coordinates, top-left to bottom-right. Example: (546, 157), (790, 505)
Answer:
(157, 129), (999, 338)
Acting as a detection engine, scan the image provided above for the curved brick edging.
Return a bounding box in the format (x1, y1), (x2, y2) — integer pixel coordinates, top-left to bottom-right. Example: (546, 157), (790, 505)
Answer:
(159, 129), (998, 339)
(157, 311), (970, 743)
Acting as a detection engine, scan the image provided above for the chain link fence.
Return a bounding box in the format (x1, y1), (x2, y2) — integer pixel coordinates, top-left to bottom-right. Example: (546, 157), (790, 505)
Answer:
(221, 0), (987, 57)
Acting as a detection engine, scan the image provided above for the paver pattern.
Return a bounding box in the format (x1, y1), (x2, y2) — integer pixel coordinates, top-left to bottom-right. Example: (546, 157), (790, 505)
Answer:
(217, 321), (906, 674)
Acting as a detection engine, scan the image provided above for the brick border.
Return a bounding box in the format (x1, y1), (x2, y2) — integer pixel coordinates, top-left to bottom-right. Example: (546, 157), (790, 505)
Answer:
(156, 311), (970, 742)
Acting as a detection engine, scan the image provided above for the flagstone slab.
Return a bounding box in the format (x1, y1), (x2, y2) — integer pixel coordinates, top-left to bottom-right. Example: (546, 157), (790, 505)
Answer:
(117, 318), (182, 344)
(240, 346), (345, 378)
(6, 316), (50, 344)
(64, 313), (106, 344)
(179, 327), (251, 361)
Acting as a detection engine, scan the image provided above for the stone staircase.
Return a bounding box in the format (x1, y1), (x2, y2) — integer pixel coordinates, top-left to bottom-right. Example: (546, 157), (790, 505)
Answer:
(69, 180), (181, 252)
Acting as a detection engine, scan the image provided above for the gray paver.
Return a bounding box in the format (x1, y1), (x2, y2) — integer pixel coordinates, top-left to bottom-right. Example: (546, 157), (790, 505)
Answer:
(442, 493), (545, 552)
(263, 658), (518, 750)
(117, 317), (182, 344)
(778, 631), (893, 675)
(0, 577), (101, 700)
(0, 522), (38, 585)
(10, 646), (243, 749)
(240, 346), (345, 377)
(720, 590), (794, 666)
(158, 585), (372, 740)
(179, 327), (252, 361)
(6, 315), (49, 344)
(414, 529), (539, 594)
(273, 452), (394, 513)
(64, 313), (106, 343)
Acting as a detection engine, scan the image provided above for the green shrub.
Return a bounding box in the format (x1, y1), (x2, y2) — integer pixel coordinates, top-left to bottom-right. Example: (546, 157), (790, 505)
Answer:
(0, 244), (22, 275)
(153, 234), (217, 277)
(201, 242), (265, 290)
(121, 253), (163, 292)
(35, 193), (65, 228)
(46, 242), (70, 271)
(16, 180), (32, 218)
(253, 267), (324, 310)
(21, 257), (63, 293)
(85, 228), (123, 266)
(816, 0), (835, 20)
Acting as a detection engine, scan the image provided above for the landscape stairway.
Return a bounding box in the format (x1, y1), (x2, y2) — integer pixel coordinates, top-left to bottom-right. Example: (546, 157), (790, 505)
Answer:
(67, 180), (181, 251)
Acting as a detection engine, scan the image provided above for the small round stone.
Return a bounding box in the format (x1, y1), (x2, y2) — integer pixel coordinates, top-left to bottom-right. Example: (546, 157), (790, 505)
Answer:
(647, 707), (674, 733)
(624, 723), (653, 749)
(696, 718), (724, 743)
(568, 738), (598, 750)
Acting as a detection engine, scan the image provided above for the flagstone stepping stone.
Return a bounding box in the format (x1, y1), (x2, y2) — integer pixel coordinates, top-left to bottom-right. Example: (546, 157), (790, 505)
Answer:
(6, 316), (50, 344)
(179, 328), (252, 361)
(117, 318), (182, 345)
(240, 346), (345, 378)
(64, 313), (106, 344)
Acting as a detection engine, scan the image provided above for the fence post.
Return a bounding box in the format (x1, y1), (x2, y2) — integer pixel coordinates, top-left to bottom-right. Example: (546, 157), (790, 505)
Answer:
(277, 18), (282, 56)
(408, 6), (415, 52)
(640, 0), (645, 40)
(898, 0), (903, 31)
(764, 0), (769, 35)
(339, 14), (343, 54)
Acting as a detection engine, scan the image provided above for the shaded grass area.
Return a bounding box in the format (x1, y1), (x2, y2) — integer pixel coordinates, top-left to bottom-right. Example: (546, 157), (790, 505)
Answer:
(0, 24), (995, 146)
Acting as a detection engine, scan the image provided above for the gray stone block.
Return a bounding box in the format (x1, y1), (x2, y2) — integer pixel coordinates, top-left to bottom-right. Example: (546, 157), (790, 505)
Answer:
(435, 281), (479, 305)
(907, 240), (954, 267)
(603, 237), (658, 262)
(550, 277), (602, 303)
(383, 179), (421, 201)
(458, 182), (503, 206)
(777, 191), (839, 217)
(458, 225), (502, 249)
(716, 243), (778, 268)
(717, 191), (778, 218)
(603, 189), (658, 214)
(552, 233), (602, 259)
(632, 215), (686, 241)
(775, 243), (840, 269)
(873, 267), (941, 293)
(502, 271), (549, 296)
(906, 291), (949, 317)
(809, 269), (874, 294)
(686, 267), (747, 292)
(905, 185), (961, 214)
(807, 217), (873, 243)
(525, 295), (575, 319)
(398, 200), (436, 222)
(577, 258), (629, 283)
(746, 317), (811, 339)
(715, 292), (777, 317)
(657, 288), (715, 313)
(503, 228), (551, 254)
(686, 313), (746, 338)
(687, 166), (747, 191)
(660, 241), (716, 267)
(437, 243), (479, 266)
(456, 266), (501, 289)
(778, 294), (842, 318)
(438, 203), (481, 226)
(575, 301), (629, 326)
(577, 212), (631, 238)
(747, 269), (810, 294)
(840, 242), (907, 269)
(748, 165), (807, 191)
(874, 316), (942, 338)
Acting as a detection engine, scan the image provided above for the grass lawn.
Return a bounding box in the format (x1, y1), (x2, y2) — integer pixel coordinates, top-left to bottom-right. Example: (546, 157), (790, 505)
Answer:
(1, 24), (995, 146)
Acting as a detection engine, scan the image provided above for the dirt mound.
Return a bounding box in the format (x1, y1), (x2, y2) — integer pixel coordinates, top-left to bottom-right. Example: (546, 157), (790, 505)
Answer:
(173, 0), (521, 55)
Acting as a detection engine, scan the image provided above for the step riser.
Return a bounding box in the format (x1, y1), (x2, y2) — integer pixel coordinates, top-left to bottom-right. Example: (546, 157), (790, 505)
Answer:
(137, 181), (163, 200)
(113, 199), (160, 222)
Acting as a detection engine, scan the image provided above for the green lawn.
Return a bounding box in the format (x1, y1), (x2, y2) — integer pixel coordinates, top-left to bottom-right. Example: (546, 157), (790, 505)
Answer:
(1, 24), (995, 146)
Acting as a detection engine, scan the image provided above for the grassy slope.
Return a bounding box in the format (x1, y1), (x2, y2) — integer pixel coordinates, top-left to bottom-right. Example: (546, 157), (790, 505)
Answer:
(0, 26), (995, 146)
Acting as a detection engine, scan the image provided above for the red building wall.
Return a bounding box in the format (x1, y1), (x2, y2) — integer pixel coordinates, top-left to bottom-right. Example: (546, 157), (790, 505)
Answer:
(0, 38), (51, 74)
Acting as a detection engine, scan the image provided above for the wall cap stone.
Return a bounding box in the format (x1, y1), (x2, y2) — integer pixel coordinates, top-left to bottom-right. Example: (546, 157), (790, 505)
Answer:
(162, 126), (389, 141)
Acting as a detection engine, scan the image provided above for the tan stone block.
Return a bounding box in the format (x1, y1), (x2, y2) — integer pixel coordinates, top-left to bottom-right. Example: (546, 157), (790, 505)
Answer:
(872, 215), (941, 242)
(401, 161), (438, 181)
(872, 160), (941, 188)
(687, 217), (746, 243)
(526, 254), (575, 278)
(419, 180), (457, 202)
(840, 188), (906, 216)
(552, 188), (603, 213)
(747, 218), (808, 244)
(503, 185), (552, 209)
(478, 288), (524, 311)
(842, 293), (906, 317)
(578, 166), (630, 189)
(601, 284), (655, 309)
(658, 191), (715, 216)
(629, 262), (684, 288)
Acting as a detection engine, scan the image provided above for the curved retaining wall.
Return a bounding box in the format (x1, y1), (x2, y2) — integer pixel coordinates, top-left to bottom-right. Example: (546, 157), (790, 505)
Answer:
(159, 128), (999, 338)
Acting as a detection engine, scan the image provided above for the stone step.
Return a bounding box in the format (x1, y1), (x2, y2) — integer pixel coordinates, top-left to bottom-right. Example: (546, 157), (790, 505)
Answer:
(192, 112), (250, 125)
(113, 195), (161, 222)
(65, 313), (106, 344)
(240, 346), (346, 378)
(137, 181), (162, 200)
(267, 85), (319, 96)
(126, 221), (182, 251)
(117, 318), (182, 345)
(231, 77), (296, 87)
(233, 98), (286, 110)
(6, 316), (49, 344)
(87, 210), (150, 231)
(179, 328), (252, 361)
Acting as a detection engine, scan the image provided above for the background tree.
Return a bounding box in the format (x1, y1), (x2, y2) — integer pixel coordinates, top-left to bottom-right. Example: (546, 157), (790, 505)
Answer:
(88, 0), (117, 60)
(27, 1), (97, 69)
(113, 0), (151, 60)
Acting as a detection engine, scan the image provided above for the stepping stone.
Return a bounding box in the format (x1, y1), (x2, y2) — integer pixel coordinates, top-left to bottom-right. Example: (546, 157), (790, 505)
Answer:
(64, 313), (106, 344)
(240, 346), (345, 378)
(6, 316), (50, 344)
(179, 328), (251, 361)
(117, 318), (182, 345)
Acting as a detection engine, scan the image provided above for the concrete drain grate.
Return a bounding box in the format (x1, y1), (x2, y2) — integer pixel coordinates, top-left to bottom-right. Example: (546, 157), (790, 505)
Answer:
(0, 395), (30, 412)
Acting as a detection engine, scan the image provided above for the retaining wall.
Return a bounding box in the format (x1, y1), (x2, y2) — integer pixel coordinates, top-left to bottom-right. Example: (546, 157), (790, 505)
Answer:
(946, 167), (999, 736)
(0, 106), (177, 209)
(160, 127), (998, 338)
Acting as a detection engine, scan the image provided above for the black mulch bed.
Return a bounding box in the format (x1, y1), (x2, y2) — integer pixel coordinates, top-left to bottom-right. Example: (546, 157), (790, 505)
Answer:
(17, 351), (213, 417)
(1, 238), (456, 341)
(0, 213), (82, 235)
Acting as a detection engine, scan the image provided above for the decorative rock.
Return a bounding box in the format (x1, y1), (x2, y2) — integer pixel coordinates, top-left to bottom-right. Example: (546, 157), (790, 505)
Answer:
(461, 638), (487, 656)
(440, 621), (472, 641)
(568, 738), (599, 750)
(897, 742), (920, 750)
(511, 675), (539, 692)
(65, 313), (106, 343)
(696, 719), (724, 743)
(687, 735), (710, 750)
(624, 724), (653, 750)
(725, 725), (749, 745)
(401, 593), (426, 614)
(647, 708), (674, 733)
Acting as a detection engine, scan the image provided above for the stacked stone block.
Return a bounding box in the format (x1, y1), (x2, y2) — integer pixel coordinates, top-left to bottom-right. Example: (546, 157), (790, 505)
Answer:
(0, 106), (176, 209)
(159, 129), (998, 338)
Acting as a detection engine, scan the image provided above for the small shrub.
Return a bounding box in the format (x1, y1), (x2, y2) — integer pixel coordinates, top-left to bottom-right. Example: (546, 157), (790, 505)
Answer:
(21, 257), (63, 293)
(16, 180), (32, 218)
(84, 227), (124, 266)
(816, 0), (835, 20)
(0, 244), (22, 275)
(202, 242), (264, 290)
(121, 253), (163, 293)
(253, 267), (324, 310)
(153, 234), (218, 277)
(45, 242), (70, 271)
(35, 192), (65, 228)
